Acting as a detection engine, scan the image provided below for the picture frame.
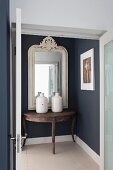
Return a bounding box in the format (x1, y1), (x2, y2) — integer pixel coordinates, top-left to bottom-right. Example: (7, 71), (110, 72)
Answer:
(80, 48), (95, 90)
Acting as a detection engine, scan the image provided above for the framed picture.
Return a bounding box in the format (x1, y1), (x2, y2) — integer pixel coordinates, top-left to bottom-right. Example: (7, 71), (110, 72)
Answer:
(80, 48), (95, 90)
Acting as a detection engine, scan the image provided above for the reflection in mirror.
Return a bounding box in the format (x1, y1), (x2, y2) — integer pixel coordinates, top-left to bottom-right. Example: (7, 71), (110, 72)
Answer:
(34, 51), (62, 103)
(28, 36), (68, 110)
(35, 63), (59, 102)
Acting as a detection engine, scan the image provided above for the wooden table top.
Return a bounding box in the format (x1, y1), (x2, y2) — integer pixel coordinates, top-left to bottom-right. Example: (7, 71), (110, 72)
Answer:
(23, 110), (76, 123)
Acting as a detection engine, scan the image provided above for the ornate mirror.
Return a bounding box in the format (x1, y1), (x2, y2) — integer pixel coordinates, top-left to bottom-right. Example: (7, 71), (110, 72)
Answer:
(28, 36), (68, 110)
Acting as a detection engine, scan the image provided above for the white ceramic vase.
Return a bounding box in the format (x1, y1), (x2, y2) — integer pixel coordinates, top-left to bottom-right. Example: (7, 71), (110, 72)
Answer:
(36, 93), (48, 113)
(36, 92), (41, 98)
(51, 92), (63, 112)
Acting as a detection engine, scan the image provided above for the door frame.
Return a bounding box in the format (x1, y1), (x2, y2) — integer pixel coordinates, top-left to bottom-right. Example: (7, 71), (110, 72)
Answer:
(100, 28), (113, 170)
(21, 24), (105, 40)
(11, 9), (107, 169)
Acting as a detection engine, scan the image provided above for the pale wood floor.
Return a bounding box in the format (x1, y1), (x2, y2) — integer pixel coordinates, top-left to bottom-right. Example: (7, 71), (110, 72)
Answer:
(22, 142), (100, 170)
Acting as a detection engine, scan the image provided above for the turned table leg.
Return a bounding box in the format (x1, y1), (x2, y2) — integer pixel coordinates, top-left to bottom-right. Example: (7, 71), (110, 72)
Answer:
(71, 117), (75, 142)
(52, 119), (55, 154)
(22, 116), (27, 148)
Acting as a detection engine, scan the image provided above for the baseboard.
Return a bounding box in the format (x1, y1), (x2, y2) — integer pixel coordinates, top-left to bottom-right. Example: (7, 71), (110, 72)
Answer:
(26, 135), (100, 165)
(76, 136), (100, 165)
(26, 135), (74, 145)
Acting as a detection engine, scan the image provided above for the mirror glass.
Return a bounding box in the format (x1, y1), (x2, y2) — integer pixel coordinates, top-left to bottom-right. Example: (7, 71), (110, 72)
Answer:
(35, 64), (57, 98)
(34, 51), (62, 102)
(28, 36), (68, 110)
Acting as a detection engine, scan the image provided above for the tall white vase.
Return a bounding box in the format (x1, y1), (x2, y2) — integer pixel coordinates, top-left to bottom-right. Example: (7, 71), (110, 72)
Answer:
(36, 93), (48, 113)
(51, 93), (63, 112)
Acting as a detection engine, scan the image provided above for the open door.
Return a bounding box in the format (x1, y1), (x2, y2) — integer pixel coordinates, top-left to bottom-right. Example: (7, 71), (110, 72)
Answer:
(15, 8), (22, 170)
(10, 8), (22, 170)
(100, 28), (113, 170)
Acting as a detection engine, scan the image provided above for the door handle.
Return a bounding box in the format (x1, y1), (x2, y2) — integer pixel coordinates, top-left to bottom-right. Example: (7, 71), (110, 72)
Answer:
(9, 134), (27, 150)
(10, 137), (16, 141)
(10, 135), (27, 150)
(10, 135), (27, 147)
(9, 135), (26, 140)
(9, 134), (16, 142)
(21, 136), (26, 140)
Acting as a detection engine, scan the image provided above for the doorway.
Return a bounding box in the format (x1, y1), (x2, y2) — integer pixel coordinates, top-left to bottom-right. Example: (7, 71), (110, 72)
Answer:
(11, 8), (101, 170)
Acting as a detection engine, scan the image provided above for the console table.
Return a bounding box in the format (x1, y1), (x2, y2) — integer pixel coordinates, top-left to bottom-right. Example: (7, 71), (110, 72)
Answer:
(23, 110), (76, 154)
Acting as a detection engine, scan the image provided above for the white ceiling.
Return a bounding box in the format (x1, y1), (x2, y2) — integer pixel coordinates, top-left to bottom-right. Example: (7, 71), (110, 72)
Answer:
(10, 0), (113, 33)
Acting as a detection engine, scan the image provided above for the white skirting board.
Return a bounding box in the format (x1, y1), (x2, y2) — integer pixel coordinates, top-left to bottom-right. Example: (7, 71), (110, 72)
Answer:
(25, 135), (100, 165)
(76, 137), (100, 165)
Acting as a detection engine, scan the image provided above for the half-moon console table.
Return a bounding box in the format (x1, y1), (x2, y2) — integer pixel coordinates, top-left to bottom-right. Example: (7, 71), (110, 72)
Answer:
(23, 111), (76, 154)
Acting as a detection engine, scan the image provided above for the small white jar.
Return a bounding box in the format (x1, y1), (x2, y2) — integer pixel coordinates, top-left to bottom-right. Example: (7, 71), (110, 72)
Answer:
(36, 93), (48, 113)
(51, 92), (63, 112)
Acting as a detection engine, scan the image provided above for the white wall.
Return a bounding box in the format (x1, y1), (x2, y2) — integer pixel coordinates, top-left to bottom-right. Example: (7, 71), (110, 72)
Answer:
(10, 0), (113, 31)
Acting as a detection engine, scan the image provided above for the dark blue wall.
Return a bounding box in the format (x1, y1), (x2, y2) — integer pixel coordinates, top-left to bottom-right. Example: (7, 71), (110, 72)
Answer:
(75, 39), (100, 155)
(0, 0), (10, 169)
(22, 35), (76, 137)
(21, 35), (99, 155)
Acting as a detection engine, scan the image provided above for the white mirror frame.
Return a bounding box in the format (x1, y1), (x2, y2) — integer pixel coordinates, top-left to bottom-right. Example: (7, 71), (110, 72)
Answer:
(28, 36), (68, 110)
